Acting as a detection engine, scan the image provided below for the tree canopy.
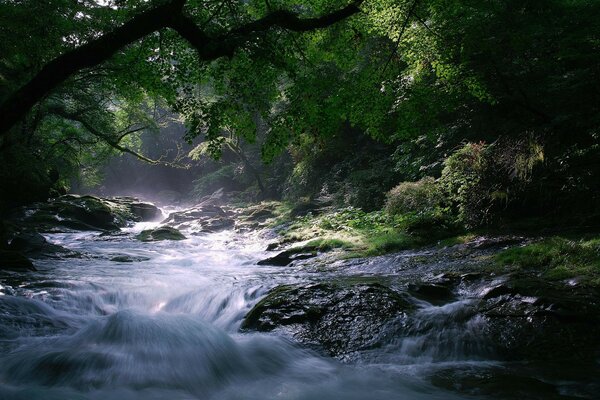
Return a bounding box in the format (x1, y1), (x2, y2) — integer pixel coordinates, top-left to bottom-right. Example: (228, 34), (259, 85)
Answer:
(1, 0), (599, 217)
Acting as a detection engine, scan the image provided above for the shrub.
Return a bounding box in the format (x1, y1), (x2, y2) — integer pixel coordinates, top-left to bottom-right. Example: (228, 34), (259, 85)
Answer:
(385, 177), (444, 215)
(439, 142), (489, 227)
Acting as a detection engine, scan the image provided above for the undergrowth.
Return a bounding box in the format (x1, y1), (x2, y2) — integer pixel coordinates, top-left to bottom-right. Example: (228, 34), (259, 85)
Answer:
(495, 236), (600, 285)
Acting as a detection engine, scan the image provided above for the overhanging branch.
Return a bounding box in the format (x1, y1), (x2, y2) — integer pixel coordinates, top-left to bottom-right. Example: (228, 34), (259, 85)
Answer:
(0, 0), (363, 136)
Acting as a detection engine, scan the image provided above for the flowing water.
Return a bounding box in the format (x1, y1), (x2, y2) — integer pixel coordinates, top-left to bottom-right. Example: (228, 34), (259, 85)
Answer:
(0, 219), (596, 399)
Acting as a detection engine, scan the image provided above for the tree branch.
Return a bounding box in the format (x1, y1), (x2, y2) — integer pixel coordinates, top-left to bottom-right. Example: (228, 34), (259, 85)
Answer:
(0, 0), (363, 137)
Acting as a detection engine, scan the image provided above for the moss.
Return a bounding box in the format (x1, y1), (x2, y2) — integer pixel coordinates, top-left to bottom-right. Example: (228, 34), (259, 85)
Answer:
(267, 202), (461, 259)
(303, 238), (353, 251)
(359, 232), (417, 256)
(495, 236), (600, 285)
(137, 226), (186, 242)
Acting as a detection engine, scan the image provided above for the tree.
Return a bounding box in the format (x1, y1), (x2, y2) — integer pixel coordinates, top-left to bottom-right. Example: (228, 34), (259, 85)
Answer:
(0, 0), (364, 137)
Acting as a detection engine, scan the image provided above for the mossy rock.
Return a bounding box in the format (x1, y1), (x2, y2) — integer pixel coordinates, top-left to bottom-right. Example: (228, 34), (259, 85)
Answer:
(242, 282), (415, 356)
(136, 226), (186, 242)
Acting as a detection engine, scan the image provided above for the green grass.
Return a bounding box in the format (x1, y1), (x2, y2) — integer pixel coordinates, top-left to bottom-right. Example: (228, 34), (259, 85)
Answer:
(495, 236), (600, 285)
(360, 232), (418, 256)
(269, 204), (461, 258)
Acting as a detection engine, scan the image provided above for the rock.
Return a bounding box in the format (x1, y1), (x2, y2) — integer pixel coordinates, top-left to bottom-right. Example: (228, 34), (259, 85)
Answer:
(6, 195), (161, 233)
(246, 208), (275, 221)
(110, 197), (162, 222)
(162, 204), (234, 233)
(136, 226), (186, 242)
(408, 283), (456, 305)
(8, 232), (78, 259)
(0, 250), (36, 271)
(476, 278), (600, 361)
(265, 242), (280, 251)
(256, 250), (317, 266)
(242, 282), (415, 356)
(110, 254), (151, 263)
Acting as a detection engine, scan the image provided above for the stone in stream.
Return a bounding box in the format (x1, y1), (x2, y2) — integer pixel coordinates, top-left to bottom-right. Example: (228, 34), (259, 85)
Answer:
(136, 226), (186, 242)
(241, 282), (415, 356)
(6, 195), (161, 233)
(8, 232), (79, 259)
(162, 204), (235, 233)
(0, 249), (36, 271)
(408, 283), (456, 305)
(256, 250), (317, 266)
(476, 277), (600, 361)
(110, 254), (151, 263)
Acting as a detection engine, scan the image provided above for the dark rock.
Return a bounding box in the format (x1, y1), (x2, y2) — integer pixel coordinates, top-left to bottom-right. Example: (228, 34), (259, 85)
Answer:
(8, 233), (77, 259)
(0, 250), (36, 271)
(257, 250), (316, 266)
(477, 278), (600, 361)
(266, 242), (280, 251)
(122, 201), (162, 222)
(6, 195), (161, 233)
(242, 282), (415, 356)
(110, 254), (151, 263)
(408, 283), (456, 305)
(481, 283), (516, 299)
(246, 208), (275, 221)
(136, 226), (186, 242)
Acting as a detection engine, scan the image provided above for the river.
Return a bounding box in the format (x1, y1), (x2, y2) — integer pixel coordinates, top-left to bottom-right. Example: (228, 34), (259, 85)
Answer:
(0, 217), (597, 399)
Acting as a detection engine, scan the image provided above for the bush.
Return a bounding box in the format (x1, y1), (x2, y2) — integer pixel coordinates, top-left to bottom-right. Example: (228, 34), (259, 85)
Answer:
(439, 139), (545, 228)
(385, 177), (444, 215)
(439, 142), (489, 227)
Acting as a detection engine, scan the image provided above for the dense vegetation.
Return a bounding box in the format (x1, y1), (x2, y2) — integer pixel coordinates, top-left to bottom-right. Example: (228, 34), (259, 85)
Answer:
(1, 0), (599, 240)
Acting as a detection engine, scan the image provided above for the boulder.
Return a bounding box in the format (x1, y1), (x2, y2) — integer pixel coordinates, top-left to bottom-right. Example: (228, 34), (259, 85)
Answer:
(8, 232), (78, 258)
(110, 254), (151, 262)
(476, 277), (600, 361)
(162, 205), (234, 233)
(136, 226), (186, 242)
(242, 282), (415, 356)
(257, 250), (317, 266)
(0, 249), (36, 271)
(6, 195), (161, 232)
(408, 283), (456, 305)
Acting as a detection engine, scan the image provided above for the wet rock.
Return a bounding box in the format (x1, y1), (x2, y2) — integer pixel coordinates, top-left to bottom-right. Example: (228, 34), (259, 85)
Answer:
(162, 204), (235, 233)
(256, 250), (316, 266)
(110, 254), (151, 263)
(111, 197), (162, 222)
(265, 242), (281, 251)
(0, 250), (36, 271)
(408, 283), (455, 305)
(242, 282), (415, 356)
(246, 208), (275, 222)
(136, 226), (186, 242)
(6, 195), (161, 232)
(8, 233), (78, 259)
(476, 278), (600, 361)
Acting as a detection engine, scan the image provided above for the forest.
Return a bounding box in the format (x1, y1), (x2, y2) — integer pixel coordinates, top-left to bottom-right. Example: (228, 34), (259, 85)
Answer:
(0, 0), (599, 399)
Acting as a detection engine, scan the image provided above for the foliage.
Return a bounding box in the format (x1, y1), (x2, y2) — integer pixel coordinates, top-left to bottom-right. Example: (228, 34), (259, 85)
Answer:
(278, 205), (458, 257)
(439, 142), (490, 227)
(385, 177), (444, 215)
(1, 0), (599, 224)
(496, 236), (600, 286)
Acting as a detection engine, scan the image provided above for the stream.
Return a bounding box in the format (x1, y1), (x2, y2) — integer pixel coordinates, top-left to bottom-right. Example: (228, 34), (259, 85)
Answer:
(0, 216), (598, 399)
